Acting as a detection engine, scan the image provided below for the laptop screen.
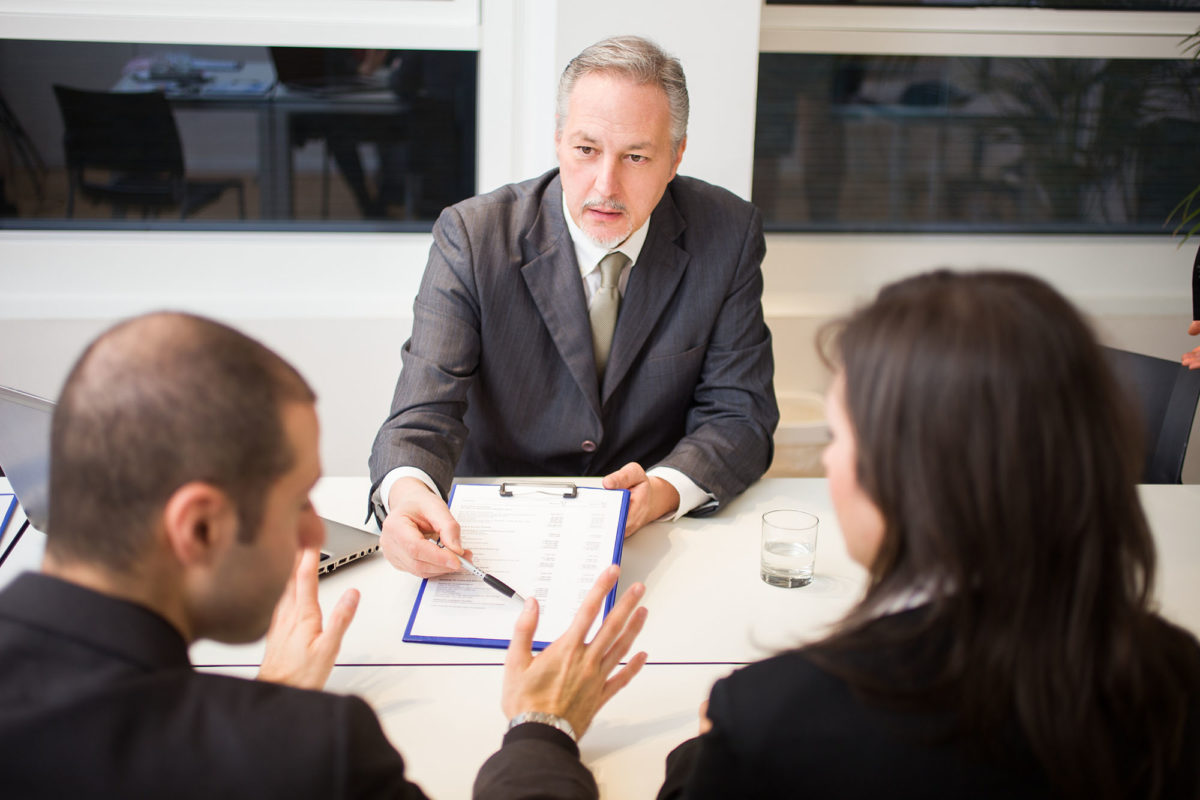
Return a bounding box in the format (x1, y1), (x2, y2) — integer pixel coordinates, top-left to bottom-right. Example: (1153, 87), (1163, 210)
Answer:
(0, 386), (53, 532)
(0, 384), (378, 574)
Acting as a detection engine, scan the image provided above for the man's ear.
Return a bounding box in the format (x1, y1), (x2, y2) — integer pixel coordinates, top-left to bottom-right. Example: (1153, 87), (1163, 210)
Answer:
(161, 482), (238, 567)
(669, 135), (687, 180)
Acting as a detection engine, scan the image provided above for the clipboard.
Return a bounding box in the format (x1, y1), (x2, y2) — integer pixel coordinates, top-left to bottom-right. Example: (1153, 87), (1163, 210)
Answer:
(403, 481), (629, 650)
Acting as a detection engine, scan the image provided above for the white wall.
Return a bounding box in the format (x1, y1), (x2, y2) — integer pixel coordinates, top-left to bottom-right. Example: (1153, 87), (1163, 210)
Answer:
(0, 231), (429, 476)
(553, 0), (762, 199)
(1, 1), (1197, 481)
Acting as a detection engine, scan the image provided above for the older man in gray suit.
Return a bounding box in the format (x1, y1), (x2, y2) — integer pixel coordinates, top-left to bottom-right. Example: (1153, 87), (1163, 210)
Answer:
(370, 35), (778, 578)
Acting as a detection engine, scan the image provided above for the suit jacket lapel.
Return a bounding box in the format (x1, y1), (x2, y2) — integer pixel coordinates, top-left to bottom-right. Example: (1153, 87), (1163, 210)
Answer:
(521, 175), (603, 418)
(603, 189), (689, 401)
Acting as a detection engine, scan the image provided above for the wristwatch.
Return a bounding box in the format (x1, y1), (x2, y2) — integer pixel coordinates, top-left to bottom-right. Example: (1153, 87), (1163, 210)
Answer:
(507, 711), (577, 742)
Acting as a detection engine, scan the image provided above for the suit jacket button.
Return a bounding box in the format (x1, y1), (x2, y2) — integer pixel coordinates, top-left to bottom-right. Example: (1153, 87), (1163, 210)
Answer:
(581, 440), (597, 452)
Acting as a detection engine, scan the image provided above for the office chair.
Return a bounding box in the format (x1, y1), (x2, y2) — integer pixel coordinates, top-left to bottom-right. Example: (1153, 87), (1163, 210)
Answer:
(1103, 346), (1200, 484)
(0, 92), (48, 211)
(52, 85), (245, 220)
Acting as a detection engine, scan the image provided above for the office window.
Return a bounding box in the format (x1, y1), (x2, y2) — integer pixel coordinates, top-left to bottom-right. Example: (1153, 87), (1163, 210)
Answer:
(755, 54), (1200, 232)
(0, 39), (477, 230)
(756, 0), (1200, 234)
(764, 1), (1200, 8)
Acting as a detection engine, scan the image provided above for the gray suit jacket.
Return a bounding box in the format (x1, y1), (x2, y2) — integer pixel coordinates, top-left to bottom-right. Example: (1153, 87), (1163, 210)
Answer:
(370, 169), (778, 511)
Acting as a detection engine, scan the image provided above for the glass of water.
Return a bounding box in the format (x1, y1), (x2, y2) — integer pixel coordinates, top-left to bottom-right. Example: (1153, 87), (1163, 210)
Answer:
(760, 509), (819, 587)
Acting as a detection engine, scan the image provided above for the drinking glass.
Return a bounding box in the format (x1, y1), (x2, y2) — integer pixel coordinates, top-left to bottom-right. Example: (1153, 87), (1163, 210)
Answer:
(760, 509), (818, 587)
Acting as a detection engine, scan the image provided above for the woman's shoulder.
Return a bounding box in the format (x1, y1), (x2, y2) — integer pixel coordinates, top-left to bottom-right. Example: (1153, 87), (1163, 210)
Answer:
(709, 647), (859, 727)
(709, 608), (944, 721)
(719, 648), (830, 695)
(1143, 613), (1200, 672)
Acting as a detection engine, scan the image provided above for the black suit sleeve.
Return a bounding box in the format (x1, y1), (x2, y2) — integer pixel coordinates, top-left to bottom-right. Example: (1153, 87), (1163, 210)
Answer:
(655, 676), (750, 799)
(473, 723), (598, 799)
(342, 695), (434, 799)
(343, 701), (598, 799)
(657, 736), (702, 799)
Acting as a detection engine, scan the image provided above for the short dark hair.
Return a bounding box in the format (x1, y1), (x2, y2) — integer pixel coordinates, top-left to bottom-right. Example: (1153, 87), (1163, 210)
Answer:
(816, 270), (1196, 798)
(48, 312), (315, 571)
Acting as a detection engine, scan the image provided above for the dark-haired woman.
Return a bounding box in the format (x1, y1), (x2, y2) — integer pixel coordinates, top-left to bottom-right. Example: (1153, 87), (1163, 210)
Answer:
(658, 271), (1200, 799)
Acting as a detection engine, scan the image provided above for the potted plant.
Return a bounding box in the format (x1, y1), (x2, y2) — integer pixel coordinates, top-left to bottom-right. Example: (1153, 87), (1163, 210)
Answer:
(1168, 28), (1200, 243)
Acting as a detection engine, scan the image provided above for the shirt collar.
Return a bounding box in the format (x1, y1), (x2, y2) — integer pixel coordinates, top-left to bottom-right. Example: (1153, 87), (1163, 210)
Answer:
(866, 576), (954, 620)
(0, 572), (192, 671)
(561, 192), (651, 279)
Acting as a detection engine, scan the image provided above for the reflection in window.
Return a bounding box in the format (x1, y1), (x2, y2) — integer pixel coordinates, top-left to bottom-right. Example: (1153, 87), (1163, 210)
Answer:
(0, 40), (477, 230)
(754, 54), (1200, 232)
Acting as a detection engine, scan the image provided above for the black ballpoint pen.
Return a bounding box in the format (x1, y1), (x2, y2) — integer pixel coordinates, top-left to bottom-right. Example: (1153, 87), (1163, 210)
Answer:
(435, 539), (525, 602)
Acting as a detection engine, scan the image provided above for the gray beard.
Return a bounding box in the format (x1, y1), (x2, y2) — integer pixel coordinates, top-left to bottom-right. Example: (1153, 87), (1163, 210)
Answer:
(585, 221), (632, 250)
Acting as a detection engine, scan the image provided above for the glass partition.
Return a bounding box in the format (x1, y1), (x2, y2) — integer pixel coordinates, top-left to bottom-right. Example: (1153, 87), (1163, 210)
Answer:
(764, 1), (1200, 8)
(754, 53), (1200, 232)
(0, 39), (477, 230)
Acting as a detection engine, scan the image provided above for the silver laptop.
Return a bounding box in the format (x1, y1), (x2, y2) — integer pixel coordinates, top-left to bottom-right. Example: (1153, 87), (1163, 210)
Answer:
(0, 384), (378, 575)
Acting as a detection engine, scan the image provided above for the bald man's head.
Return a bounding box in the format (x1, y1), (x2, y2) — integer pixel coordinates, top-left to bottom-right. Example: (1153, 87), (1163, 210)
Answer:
(47, 312), (315, 572)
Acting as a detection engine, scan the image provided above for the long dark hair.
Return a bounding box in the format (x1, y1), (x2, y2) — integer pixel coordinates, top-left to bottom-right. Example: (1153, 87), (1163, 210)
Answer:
(815, 270), (1196, 798)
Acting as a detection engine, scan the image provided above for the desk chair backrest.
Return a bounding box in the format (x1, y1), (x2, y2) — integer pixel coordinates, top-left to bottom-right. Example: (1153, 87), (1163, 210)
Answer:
(53, 85), (184, 180)
(1103, 346), (1200, 484)
(269, 46), (360, 89)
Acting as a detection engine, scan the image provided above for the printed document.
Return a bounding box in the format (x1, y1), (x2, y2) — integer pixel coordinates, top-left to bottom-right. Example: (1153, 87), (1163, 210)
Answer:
(404, 482), (628, 649)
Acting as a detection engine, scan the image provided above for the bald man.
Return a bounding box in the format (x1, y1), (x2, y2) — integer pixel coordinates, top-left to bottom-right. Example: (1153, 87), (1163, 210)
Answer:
(0, 312), (647, 799)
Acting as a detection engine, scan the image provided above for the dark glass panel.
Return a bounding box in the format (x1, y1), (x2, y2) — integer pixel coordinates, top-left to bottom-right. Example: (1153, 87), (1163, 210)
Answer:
(0, 40), (477, 231)
(754, 53), (1200, 232)
(765, 1), (1200, 9)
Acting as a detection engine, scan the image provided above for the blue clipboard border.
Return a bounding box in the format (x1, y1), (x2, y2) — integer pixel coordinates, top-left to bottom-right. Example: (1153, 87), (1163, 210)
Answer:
(0, 493), (16, 549)
(402, 483), (629, 651)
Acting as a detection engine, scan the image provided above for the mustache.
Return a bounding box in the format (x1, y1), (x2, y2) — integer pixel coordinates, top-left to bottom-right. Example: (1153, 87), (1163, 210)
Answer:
(582, 198), (628, 214)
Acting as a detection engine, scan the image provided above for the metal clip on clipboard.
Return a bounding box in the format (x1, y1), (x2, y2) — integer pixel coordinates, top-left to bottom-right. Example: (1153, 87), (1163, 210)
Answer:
(498, 480), (579, 498)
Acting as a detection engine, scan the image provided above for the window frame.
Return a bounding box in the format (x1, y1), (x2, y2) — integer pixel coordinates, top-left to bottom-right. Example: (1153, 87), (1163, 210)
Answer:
(0, 0), (494, 233)
(760, 5), (1200, 58)
(754, 4), (1197, 342)
(0, 0), (480, 49)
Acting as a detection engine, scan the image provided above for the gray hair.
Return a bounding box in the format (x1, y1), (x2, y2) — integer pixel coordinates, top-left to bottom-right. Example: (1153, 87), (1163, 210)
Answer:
(556, 35), (689, 154)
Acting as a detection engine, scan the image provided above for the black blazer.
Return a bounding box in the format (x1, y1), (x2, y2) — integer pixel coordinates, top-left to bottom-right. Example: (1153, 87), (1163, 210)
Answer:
(658, 607), (1200, 799)
(0, 573), (597, 800)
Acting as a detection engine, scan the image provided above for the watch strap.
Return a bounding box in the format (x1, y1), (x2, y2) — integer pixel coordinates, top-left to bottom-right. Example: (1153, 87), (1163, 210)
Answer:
(507, 711), (577, 742)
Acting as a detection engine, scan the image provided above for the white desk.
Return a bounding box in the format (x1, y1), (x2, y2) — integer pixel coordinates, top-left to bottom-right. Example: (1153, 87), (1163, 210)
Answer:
(209, 661), (730, 800)
(190, 477), (870, 667)
(192, 479), (1200, 669)
(7, 478), (1200, 800)
(201, 479), (1200, 800)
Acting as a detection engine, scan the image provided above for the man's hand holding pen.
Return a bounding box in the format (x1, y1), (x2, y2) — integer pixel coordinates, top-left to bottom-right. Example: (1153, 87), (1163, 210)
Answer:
(502, 564), (648, 740)
(435, 539), (524, 602)
(381, 477), (467, 577)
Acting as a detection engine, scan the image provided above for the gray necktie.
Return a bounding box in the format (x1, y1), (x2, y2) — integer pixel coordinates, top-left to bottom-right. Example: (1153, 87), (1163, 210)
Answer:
(589, 251), (629, 378)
